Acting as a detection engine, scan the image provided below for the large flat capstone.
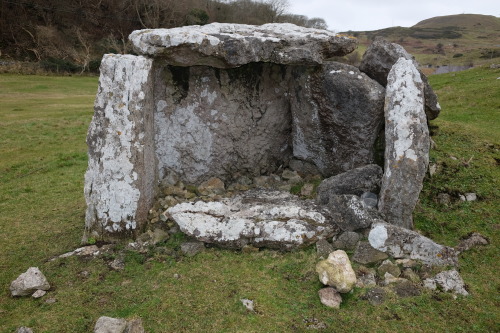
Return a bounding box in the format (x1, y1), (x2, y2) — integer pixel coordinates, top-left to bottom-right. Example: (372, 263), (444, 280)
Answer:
(166, 190), (338, 250)
(129, 23), (357, 68)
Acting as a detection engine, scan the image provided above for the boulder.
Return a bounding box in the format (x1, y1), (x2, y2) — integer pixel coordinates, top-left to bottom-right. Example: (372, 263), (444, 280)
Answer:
(84, 54), (156, 241)
(167, 190), (337, 250)
(355, 266), (377, 288)
(423, 270), (468, 296)
(315, 250), (356, 293)
(10, 267), (50, 297)
(316, 239), (335, 258)
(129, 23), (357, 67)
(316, 164), (383, 205)
(327, 195), (384, 231)
(180, 242), (205, 257)
(377, 259), (401, 278)
(289, 63), (385, 177)
(368, 222), (458, 266)
(352, 241), (388, 264)
(359, 37), (441, 120)
(94, 316), (127, 333)
(318, 287), (343, 308)
(378, 58), (430, 229)
(331, 231), (360, 251)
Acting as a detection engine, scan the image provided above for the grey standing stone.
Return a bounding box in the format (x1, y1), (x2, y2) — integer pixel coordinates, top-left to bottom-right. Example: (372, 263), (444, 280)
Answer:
(10, 267), (50, 297)
(331, 231), (360, 251)
(352, 241), (388, 265)
(368, 222), (458, 266)
(318, 287), (343, 308)
(129, 23), (357, 67)
(84, 55), (156, 241)
(316, 164), (383, 205)
(94, 316), (127, 333)
(378, 58), (430, 229)
(289, 63), (385, 177)
(359, 37), (441, 120)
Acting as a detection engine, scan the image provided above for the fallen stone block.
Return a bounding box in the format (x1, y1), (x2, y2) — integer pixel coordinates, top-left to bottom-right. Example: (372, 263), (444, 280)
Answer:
(10, 267), (50, 297)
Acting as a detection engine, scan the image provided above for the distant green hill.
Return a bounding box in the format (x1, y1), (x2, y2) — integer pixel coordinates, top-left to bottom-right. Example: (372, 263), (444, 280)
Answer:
(343, 14), (500, 72)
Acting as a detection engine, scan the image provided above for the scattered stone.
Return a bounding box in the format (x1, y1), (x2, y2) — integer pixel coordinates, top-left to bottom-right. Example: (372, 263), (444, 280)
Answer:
(16, 328), (33, 333)
(32, 289), (47, 299)
(282, 169), (302, 184)
(315, 250), (356, 293)
(44, 297), (57, 304)
(318, 287), (342, 308)
(362, 287), (388, 306)
(455, 232), (489, 253)
(167, 189), (336, 250)
(369, 222), (458, 266)
(180, 242), (205, 257)
(427, 270), (469, 296)
(436, 193), (452, 206)
(152, 228), (170, 244)
(378, 58), (430, 229)
(382, 272), (407, 285)
(360, 192), (378, 209)
(391, 279), (422, 298)
(316, 164), (383, 205)
(328, 195), (384, 231)
(355, 266), (377, 288)
(377, 259), (401, 278)
(352, 241), (388, 265)
(316, 239), (335, 258)
(10, 267), (50, 297)
(303, 317), (327, 330)
(395, 259), (418, 268)
(359, 37), (441, 120)
(401, 268), (421, 283)
(331, 231), (360, 251)
(94, 316), (127, 333)
(240, 298), (255, 312)
(428, 163), (438, 177)
(198, 177), (225, 196)
(129, 23), (358, 67)
(300, 183), (315, 197)
(109, 257), (125, 271)
(464, 193), (477, 202)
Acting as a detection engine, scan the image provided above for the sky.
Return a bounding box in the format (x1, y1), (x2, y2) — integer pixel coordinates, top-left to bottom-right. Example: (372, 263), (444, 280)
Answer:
(288, 0), (500, 32)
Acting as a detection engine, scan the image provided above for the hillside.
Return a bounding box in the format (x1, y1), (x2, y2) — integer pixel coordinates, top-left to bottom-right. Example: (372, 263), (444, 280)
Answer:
(343, 14), (500, 72)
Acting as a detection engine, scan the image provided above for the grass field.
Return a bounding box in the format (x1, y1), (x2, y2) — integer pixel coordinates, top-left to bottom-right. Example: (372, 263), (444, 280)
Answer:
(0, 67), (499, 332)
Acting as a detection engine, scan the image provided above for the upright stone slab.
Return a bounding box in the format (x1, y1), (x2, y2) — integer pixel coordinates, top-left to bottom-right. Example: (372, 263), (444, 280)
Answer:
(289, 62), (385, 176)
(378, 58), (430, 229)
(83, 54), (156, 241)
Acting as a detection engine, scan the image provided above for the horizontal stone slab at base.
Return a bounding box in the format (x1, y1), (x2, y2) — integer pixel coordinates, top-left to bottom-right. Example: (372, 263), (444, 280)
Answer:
(166, 190), (338, 250)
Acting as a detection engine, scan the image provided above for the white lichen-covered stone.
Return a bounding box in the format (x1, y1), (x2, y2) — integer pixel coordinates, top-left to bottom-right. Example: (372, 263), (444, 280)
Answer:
(166, 190), (336, 249)
(84, 54), (156, 241)
(378, 58), (430, 229)
(10, 267), (50, 297)
(129, 23), (357, 67)
(316, 250), (357, 293)
(424, 270), (469, 296)
(368, 222), (458, 266)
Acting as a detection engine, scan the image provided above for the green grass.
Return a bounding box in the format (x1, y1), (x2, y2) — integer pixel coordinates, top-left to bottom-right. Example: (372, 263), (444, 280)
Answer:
(0, 68), (499, 332)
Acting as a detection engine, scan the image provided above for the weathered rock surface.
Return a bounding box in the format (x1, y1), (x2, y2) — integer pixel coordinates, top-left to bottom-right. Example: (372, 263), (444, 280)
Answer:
(16, 327), (33, 333)
(316, 164), (383, 205)
(318, 287), (343, 308)
(316, 250), (356, 293)
(331, 231), (360, 251)
(423, 270), (469, 296)
(94, 316), (127, 333)
(455, 232), (489, 253)
(378, 58), (430, 229)
(377, 259), (401, 278)
(129, 23), (357, 67)
(84, 54), (156, 241)
(359, 37), (441, 120)
(369, 222), (458, 266)
(289, 63), (385, 176)
(10, 267), (50, 297)
(327, 195), (384, 231)
(316, 239), (335, 258)
(352, 241), (389, 264)
(180, 241), (205, 257)
(167, 190), (337, 249)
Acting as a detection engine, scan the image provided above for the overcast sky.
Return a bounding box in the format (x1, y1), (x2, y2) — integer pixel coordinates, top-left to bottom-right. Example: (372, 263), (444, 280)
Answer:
(288, 0), (500, 32)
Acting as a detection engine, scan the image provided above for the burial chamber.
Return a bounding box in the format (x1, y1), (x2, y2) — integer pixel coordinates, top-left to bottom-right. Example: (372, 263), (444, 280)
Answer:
(83, 23), (437, 242)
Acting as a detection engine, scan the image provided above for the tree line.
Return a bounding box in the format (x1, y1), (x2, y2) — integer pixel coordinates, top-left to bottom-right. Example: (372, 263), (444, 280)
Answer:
(0, 0), (328, 73)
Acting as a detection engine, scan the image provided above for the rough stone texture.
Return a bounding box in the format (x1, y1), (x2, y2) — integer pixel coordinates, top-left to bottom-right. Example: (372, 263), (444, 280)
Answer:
(180, 241), (205, 257)
(167, 190), (337, 249)
(359, 37), (441, 120)
(352, 241), (388, 264)
(318, 287), (343, 308)
(316, 164), (383, 205)
(378, 58), (430, 229)
(16, 328), (33, 333)
(84, 54), (156, 241)
(315, 250), (357, 293)
(391, 279), (422, 298)
(331, 231), (360, 251)
(198, 177), (225, 196)
(360, 192), (378, 209)
(362, 287), (387, 306)
(289, 63), (385, 177)
(377, 259), (401, 278)
(424, 270), (469, 296)
(153, 62), (293, 184)
(94, 316), (127, 333)
(369, 222), (458, 266)
(316, 239), (335, 258)
(455, 232), (489, 253)
(240, 299), (255, 312)
(328, 195), (384, 231)
(129, 23), (357, 67)
(32, 289), (47, 298)
(10, 267), (50, 297)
